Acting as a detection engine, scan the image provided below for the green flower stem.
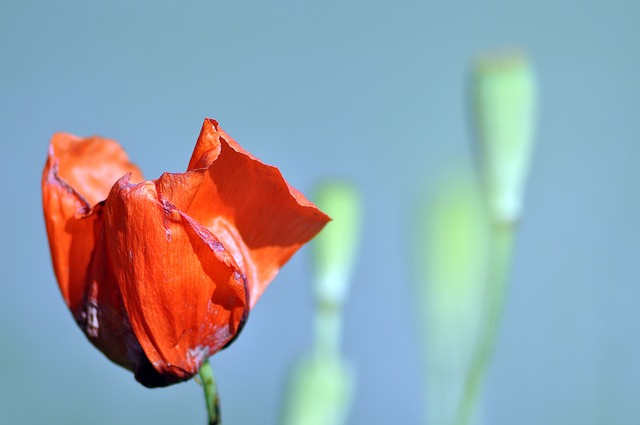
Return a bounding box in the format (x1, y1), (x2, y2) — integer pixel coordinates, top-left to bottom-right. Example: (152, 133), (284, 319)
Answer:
(455, 220), (515, 425)
(199, 359), (221, 425)
(314, 301), (344, 359)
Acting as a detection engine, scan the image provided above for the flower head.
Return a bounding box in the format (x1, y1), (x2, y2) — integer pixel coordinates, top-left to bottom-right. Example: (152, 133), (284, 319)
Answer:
(42, 118), (330, 387)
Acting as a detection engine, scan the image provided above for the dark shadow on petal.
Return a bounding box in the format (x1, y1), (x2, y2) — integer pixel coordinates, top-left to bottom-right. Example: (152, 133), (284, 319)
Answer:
(222, 273), (251, 350)
(134, 356), (188, 388)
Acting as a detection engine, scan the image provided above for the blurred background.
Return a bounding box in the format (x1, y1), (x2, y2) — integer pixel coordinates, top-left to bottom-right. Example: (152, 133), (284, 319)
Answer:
(1, 0), (639, 424)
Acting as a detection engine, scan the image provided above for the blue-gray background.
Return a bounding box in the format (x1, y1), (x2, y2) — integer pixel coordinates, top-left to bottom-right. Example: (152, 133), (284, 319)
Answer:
(1, 1), (638, 424)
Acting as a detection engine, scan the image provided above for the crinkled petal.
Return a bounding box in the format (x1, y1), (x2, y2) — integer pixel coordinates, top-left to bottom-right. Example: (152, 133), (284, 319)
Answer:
(103, 175), (248, 386)
(179, 119), (330, 307)
(48, 132), (143, 206)
(42, 134), (140, 314)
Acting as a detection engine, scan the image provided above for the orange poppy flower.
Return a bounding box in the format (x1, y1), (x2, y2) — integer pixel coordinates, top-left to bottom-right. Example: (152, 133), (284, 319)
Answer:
(42, 118), (330, 387)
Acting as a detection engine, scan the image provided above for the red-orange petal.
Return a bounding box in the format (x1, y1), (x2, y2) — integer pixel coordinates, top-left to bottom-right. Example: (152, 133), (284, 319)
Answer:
(181, 119), (330, 307)
(48, 133), (143, 206)
(42, 134), (142, 314)
(103, 175), (248, 385)
(77, 203), (144, 373)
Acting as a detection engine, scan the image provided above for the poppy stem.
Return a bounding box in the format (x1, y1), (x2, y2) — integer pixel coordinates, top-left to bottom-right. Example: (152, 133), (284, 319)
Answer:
(199, 359), (221, 425)
(314, 302), (343, 359)
(454, 221), (516, 425)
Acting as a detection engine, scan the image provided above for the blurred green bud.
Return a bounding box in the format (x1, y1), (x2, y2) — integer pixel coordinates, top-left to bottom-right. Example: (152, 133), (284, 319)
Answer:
(415, 171), (490, 425)
(425, 175), (489, 306)
(471, 52), (537, 223)
(312, 181), (362, 307)
(279, 181), (359, 425)
(281, 355), (354, 425)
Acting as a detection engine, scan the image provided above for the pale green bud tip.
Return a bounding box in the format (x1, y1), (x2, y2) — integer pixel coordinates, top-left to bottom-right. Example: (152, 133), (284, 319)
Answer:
(312, 181), (362, 306)
(471, 51), (537, 223)
(421, 172), (489, 316)
(281, 356), (354, 425)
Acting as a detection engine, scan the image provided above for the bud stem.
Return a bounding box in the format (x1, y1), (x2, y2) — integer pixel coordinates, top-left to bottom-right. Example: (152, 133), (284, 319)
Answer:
(314, 301), (344, 360)
(454, 221), (515, 425)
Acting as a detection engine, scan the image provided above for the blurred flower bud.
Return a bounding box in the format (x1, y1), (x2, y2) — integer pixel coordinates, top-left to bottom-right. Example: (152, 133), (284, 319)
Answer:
(415, 171), (490, 425)
(471, 52), (537, 223)
(281, 355), (354, 425)
(312, 181), (362, 308)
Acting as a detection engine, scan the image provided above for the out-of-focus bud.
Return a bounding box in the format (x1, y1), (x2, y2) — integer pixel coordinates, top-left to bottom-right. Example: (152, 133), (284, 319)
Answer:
(312, 181), (362, 308)
(471, 52), (537, 223)
(280, 180), (360, 425)
(415, 171), (490, 425)
(281, 355), (354, 425)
